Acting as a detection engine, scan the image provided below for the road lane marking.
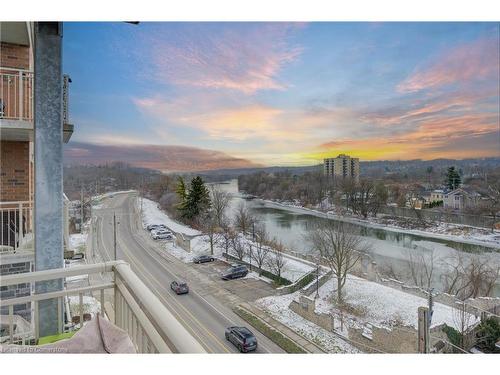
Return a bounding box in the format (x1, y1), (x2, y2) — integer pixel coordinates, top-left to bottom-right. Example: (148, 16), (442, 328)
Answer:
(99, 193), (276, 353)
(116, 217), (234, 353)
(95, 210), (218, 353)
(123, 197), (275, 353)
(117, 237), (228, 353)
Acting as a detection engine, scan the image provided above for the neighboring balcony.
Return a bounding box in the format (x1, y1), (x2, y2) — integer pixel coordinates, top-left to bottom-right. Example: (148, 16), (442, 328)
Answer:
(0, 201), (33, 253)
(0, 68), (73, 143)
(0, 261), (205, 353)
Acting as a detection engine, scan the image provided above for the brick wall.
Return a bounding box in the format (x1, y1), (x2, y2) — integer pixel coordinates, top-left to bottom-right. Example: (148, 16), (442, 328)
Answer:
(1, 141), (30, 202)
(0, 42), (30, 69)
(0, 261), (32, 321)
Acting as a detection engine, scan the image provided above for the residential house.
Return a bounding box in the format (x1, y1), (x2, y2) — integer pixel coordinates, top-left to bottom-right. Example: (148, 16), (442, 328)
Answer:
(443, 187), (481, 211)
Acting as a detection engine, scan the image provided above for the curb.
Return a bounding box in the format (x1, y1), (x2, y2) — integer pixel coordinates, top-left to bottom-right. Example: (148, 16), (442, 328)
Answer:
(236, 303), (326, 353)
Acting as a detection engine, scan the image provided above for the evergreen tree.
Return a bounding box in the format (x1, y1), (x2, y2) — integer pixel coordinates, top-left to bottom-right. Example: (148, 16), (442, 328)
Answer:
(175, 176), (187, 209)
(180, 176), (211, 219)
(445, 166), (461, 190)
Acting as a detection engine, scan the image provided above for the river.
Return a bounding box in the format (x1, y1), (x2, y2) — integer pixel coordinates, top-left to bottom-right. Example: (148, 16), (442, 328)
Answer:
(211, 179), (500, 297)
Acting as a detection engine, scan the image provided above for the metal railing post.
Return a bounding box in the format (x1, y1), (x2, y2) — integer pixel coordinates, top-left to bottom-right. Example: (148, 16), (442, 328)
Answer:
(9, 305), (14, 344)
(18, 70), (23, 120)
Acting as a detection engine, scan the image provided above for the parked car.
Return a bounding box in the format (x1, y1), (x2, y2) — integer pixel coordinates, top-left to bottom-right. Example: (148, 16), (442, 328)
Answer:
(148, 224), (167, 232)
(146, 224), (160, 231)
(72, 253), (85, 260)
(153, 232), (174, 240)
(151, 227), (170, 235)
(221, 264), (248, 280)
(225, 326), (257, 352)
(193, 255), (215, 264)
(170, 281), (189, 295)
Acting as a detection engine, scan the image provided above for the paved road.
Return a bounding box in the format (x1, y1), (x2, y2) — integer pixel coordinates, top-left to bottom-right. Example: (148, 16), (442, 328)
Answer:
(93, 192), (284, 353)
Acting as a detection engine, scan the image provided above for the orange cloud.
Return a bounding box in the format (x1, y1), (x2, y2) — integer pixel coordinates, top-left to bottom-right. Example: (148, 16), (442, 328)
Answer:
(398, 36), (500, 93)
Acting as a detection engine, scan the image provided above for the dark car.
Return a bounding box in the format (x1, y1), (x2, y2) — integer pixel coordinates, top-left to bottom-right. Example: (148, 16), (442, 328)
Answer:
(193, 255), (215, 264)
(147, 224), (160, 231)
(225, 326), (257, 353)
(72, 253), (85, 260)
(170, 281), (189, 295)
(221, 265), (248, 280)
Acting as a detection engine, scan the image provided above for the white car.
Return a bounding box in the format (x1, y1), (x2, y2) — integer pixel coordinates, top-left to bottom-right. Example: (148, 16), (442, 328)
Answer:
(152, 232), (174, 240)
(151, 228), (171, 236)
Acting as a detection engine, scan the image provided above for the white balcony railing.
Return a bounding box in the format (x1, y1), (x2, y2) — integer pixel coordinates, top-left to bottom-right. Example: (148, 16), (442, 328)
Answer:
(0, 201), (32, 252)
(0, 261), (205, 353)
(0, 68), (33, 121)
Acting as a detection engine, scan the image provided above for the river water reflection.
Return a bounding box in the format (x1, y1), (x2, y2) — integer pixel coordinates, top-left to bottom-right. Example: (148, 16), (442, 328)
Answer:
(211, 180), (500, 296)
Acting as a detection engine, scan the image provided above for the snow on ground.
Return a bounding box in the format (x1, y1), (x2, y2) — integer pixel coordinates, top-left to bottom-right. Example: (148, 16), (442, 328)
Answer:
(236, 236), (315, 282)
(141, 198), (315, 281)
(161, 232), (315, 282)
(256, 292), (360, 353)
(141, 198), (200, 236)
(69, 233), (87, 251)
(68, 295), (101, 317)
(315, 274), (479, 331)
(243, 270), (273, 284)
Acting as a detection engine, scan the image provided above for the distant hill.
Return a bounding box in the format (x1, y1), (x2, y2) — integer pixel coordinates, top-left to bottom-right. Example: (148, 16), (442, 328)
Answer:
(200, 157), (500, 180)
(64, 142), (260, 172)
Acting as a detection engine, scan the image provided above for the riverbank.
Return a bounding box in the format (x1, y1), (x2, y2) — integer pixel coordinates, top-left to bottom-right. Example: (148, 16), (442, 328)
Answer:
(138, 197), (315, 282)
(258, 199), (500, 250)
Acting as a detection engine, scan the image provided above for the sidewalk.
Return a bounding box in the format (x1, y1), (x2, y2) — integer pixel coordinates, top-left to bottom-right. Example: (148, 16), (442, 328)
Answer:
(238, 302), (326, 353)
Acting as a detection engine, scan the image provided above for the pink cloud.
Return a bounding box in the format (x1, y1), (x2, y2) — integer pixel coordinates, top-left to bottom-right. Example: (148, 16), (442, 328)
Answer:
(146, 23), (303, 94)
(398, 36), (500, 92)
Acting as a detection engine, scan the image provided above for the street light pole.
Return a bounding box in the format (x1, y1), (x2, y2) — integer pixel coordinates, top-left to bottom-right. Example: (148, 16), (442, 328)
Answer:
(316, 263), (320, 298)
(113, 212), (117, 261)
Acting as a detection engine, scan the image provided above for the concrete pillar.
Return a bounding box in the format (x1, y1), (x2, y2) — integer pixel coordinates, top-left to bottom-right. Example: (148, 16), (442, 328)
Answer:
(34, 22), (64, 337)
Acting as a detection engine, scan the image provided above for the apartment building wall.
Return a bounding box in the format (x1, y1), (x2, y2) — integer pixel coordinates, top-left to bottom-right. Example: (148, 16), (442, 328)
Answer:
(0, 42), (30, 69)
(0, 140), (30, 202)
(324, 154), (360, 181)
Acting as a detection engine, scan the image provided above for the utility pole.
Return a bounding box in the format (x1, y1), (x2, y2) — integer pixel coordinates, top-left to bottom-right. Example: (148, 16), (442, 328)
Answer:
(418, 306), (430, 353)
(113, 212), (117, 261)
(316, 262), (320, 298)
(80, 184), (84, 233)
(428, 288), (434, 327)
(248, 244), (252, 271)
(140, 176), (144, 218)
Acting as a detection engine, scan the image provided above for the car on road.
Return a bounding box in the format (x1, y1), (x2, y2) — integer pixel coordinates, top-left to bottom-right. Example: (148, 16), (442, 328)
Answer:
(193, 255), (215, 264)
(225, 326), (257, 352)
(221, 264), (248, 280)
(170, 281), (189, 295)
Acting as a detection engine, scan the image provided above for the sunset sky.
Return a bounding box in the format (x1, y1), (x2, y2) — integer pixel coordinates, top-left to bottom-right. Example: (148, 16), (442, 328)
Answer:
(64, 22), (500, 168)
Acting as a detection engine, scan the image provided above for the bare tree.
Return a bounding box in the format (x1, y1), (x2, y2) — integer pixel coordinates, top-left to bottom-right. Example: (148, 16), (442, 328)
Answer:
(451, 301), (475, 351)
(352, 179), (375, 218)
(234, 202), (255, 234)
(230, 235), (246, 261)
(406, 184), (426, 225)
(219, 216), (236, 257)
(210, 186), (231, 226)
(267, 241), (287, 283)
(405, 249), (435, 290)
(252, 224), (270, 276)
(198, 211), (221, 255)
(441, 253), (499, 300)
(307, 222), (368, 302)
(339, 178), (356, 212)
